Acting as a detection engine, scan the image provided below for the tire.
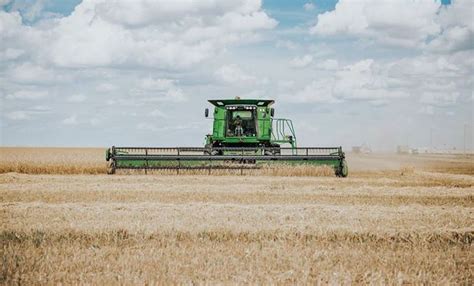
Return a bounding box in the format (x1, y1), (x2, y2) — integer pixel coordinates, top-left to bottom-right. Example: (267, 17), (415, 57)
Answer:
(264, 145), (280, 156)
(335, 159), (348, 177)
(204, 144), (222, 155)
(107, 160), (116, 175)
(204, 144), (212, 155)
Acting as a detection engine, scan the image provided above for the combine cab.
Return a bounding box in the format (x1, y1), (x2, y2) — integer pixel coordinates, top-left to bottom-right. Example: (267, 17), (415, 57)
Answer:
(204, 99), (294, 151)
(106, 98), (348, 177)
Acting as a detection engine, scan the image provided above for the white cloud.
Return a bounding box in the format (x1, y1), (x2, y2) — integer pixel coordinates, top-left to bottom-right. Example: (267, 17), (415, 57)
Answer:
(137, 122), (158, 131)
(0, 11), (22, 38)
(310, 0), (473, 53)
(275, 40), (300, 50)
(418, 105), (434, 115)
(96, 83), (117, 92)
(284, 59), (413, 104)
(149, 109), (166, 118)
(5, 105), (52, 121)
(289, 79), (340, 103)
(1, 0), (276, 69)
(5, 111), (30, 120)
(6, 90), (48, 100)
(137, 122), (198, 132)
(217, 10), (277, 32)
(140, 78), (175, 91)
(420, 92), (459, 106)
(311, 0), (441, 49)
(131, 77), (186, 102)
(0, 11), (42, 66)
(289, 55), (313, 68)
(282, 48), (472, 107)
(333, 59), (409, 101)
(0, 0), (277, 70)
(17, 0), (47, 22)
(31, 105), (51, 111)
(67, 94), (86, 103)
(385, 53), (472, 103)
(93, 0), (267, 27)
(62, 115), (78, 125)
(215, 64), (257, 84)
(0, 48), (24, 61)
(4, 105), (50, 120)
(303, 3), (315, 11)
(316, 59), (339, 70)
(240, 90), (264, 99)
(428, 0), (474, 53)
(89, 117), (101, 126)
(161, 88), (186, 102)
(8, 63), (62, 84)
(0, 0), (11, 7)
(277, 80), (295, 90)
(429, 26), (472, 52)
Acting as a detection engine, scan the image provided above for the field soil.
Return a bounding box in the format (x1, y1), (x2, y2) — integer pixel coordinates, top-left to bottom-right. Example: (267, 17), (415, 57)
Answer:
(1, 148), (473, 284)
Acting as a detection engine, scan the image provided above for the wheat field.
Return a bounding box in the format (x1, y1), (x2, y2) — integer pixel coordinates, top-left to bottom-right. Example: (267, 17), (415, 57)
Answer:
(1, 148), (473, 284)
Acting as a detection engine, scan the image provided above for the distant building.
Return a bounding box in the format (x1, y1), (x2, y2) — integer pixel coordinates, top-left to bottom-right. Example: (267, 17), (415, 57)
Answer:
(352, 144), (372, 154)
(397, 145), (410, 154)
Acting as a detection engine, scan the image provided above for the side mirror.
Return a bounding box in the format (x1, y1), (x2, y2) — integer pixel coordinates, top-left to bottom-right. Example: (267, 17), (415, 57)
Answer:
(270, 108), (275, 117)
(205, 108), (209, 118)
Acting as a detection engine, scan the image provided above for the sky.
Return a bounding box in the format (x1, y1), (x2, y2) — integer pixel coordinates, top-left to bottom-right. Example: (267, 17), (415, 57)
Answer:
(0, 0), (472, 151)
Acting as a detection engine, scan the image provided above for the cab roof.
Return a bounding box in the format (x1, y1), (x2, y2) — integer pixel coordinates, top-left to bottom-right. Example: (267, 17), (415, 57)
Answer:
(208, 99), (274, 107)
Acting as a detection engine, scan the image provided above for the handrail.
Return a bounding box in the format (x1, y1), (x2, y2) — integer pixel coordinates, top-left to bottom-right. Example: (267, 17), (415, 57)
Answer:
(271, 118), (297, 149)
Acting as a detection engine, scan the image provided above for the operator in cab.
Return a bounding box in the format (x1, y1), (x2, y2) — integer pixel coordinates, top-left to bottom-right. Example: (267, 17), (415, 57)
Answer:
(234, 115), (243, 136)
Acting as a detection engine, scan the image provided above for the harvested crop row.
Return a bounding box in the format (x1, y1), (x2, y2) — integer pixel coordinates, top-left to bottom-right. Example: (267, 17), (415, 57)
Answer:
(2, 229), (471, 285)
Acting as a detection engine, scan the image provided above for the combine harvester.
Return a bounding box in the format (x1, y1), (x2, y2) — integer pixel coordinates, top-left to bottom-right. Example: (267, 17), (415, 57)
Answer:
(106, 98), (348, 177)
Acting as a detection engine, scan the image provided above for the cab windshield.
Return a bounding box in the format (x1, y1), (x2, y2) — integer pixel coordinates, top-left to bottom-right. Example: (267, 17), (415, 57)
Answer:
(226, 110), (256, 137)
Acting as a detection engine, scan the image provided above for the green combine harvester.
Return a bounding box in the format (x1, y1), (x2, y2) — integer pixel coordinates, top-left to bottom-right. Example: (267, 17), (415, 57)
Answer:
(106, 98), (348, 177)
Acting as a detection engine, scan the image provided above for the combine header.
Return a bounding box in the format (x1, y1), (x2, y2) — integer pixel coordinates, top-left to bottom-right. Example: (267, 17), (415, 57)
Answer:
(106, 98), (348, 177)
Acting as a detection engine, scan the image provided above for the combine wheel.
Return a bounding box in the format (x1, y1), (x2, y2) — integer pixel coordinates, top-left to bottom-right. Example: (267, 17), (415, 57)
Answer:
(107, 160), (116, 175)
(204, 144), (212, 155)
(335, 159), (348, 177)
(204, 144), (221, 155)
(264, 145), (281, 156)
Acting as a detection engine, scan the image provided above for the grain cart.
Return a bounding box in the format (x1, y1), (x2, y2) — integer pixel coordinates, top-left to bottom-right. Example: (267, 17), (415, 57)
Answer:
(106, 98), (348, 177)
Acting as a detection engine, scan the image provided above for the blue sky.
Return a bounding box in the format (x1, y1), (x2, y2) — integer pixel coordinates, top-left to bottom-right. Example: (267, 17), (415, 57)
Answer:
(0, 0), (472, 151)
